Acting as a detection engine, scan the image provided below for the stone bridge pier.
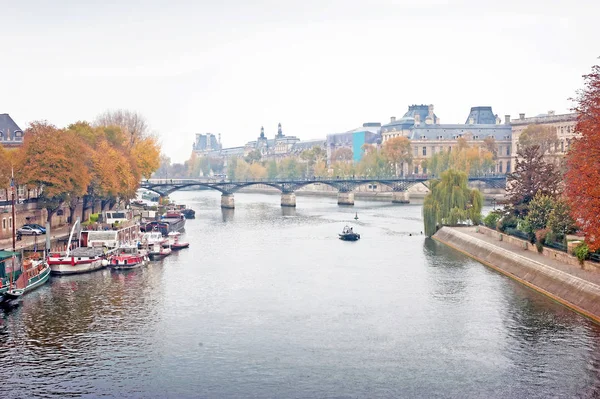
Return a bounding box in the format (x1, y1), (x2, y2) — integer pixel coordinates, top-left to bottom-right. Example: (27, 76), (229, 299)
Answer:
(392, 191), (410, 204)
(221, 193), (235, 209)
(281, 192), (296, 207)
(337, 192), (354, 206)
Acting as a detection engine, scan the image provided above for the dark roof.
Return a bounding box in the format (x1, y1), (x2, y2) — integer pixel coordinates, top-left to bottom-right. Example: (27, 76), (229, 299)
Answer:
(408, 124), (511, 141)
(403, 104), (438, 124)
(0, 114), (23, 134)
(464, 106), (498, 124)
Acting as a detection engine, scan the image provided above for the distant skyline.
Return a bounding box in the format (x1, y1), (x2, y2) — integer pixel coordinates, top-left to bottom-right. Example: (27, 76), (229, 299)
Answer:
(2, 0), (598, 163)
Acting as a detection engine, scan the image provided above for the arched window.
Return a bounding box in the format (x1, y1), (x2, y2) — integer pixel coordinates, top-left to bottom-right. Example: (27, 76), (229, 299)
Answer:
(498, 161), (503, 173)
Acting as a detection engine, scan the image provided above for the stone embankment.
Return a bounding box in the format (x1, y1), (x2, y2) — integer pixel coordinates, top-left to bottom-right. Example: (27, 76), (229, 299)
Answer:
(433, 226), (600, 323)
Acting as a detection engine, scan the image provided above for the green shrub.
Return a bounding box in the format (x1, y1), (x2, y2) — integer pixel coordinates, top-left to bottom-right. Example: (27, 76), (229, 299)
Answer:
(498, 216), (518, 232)
(573, 242), (590, 265)
(89, 213), (99, 223)
(483, 212), (501, 229)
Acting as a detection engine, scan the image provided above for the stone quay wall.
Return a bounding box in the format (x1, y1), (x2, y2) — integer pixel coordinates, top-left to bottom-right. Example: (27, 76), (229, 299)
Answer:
(433, 226), (600, 323)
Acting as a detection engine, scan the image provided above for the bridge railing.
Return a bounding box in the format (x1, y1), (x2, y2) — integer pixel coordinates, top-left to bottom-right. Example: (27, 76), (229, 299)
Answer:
(144, 173), (507, 185)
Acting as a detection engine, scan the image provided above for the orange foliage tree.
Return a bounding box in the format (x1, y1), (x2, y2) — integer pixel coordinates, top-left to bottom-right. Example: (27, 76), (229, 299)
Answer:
(565, 63), (600, 251)
(382, 137), (412, 176)
(19, 121), (91, 223)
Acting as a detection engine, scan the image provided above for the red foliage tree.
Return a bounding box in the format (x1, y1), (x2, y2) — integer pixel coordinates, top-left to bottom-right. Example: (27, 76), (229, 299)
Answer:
(565, 63), (600, 251)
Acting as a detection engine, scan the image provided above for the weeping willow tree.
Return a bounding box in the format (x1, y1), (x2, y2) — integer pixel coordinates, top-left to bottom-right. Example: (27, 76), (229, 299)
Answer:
(423, 169), (484, 236)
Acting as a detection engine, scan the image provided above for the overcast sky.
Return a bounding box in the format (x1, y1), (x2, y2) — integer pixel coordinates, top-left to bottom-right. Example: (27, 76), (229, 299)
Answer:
(2, 0), (598, 163)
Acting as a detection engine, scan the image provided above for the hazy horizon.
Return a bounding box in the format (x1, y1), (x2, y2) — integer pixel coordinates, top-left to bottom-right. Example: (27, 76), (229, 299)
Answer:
(2, 0), (598, 163)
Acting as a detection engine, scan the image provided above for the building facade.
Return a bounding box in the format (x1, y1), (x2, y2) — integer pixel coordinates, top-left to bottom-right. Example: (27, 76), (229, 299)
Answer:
(326, 123), (382, 165)
(192, 133), (222, 155)
(509, 111), (578, 172)
(381, 105), (512, 175)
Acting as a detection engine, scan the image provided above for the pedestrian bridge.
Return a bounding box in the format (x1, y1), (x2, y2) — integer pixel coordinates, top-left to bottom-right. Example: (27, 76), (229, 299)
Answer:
(140, 175), (506, 209)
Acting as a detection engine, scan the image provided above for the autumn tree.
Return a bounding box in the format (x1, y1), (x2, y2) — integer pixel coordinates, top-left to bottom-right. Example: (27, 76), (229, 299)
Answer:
(565, 63), (600, 251)
(248, 163), (267, 179)
(355, 149), (391, 178)
(427, 145), (494, 177)
(95, 109), (150, 147)
(0, 145), (14, 199)
(518, 124), (559, 154)
(506, 145), (562, 217)
(483, 136), (498, 159)
(300, 146), (327, 176)
(382, 137), (412, 176)
(266, 160), (278, 179)
(19, 122), (91, 223)
(331, 147), (353, 162)
(245, 149), (262, 164)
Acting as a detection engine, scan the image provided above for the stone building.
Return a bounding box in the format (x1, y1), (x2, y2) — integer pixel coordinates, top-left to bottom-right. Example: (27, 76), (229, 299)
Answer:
(509, 111), (578, 172)
(381, 105), (512, 175)
(192, 133), (222, 155)
(243, 123), (325, 159)
(0, 113), (25, 148)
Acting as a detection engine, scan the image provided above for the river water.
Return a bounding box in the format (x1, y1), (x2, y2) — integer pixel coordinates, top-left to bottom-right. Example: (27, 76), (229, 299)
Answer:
(1, 191), (600, 398)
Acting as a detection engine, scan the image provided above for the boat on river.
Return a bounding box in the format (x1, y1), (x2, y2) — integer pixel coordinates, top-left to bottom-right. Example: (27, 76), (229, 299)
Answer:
(0, 252), (50, 303)
(143, 210), (186, 236)
(339, 225), (360, 241)
(148, 242), (171, 260)
(163, 232), (189, 250)
(47, 220), (141, 275)
(109, 244), (149, 270)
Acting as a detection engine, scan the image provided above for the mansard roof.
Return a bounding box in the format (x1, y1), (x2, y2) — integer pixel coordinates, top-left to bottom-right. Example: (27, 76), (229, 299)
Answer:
(0, 113), (24, 145)
(464, 106), (498, 124)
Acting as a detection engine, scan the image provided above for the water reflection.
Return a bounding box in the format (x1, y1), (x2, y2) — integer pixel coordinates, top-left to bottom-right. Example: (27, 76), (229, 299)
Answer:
(221, 208), (234, 222)
(281, 206), (296, 217)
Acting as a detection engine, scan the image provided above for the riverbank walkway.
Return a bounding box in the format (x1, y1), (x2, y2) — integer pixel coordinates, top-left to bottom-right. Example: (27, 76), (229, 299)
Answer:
(0, 225), (72, 253)
(451, 226), (600, 287)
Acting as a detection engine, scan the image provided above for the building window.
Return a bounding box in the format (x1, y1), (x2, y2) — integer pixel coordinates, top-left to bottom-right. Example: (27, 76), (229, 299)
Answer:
(414, 166), (419, 174)
(2, 218), (5, 229)
(506, 146), (510, 156)
(507, 161), (511, 173)
(423, 167), (427, 174)
(432, 146), (436, 154)
(414, 147), (418, 156)
(9, 217), (12, 229)
(498, 161), (503, 174)
(422, 146), (427, 156)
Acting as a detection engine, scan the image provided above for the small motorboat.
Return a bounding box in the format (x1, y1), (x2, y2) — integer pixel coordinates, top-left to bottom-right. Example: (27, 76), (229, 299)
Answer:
(339, 225), (360, 241)
(162, 232), (189, 250)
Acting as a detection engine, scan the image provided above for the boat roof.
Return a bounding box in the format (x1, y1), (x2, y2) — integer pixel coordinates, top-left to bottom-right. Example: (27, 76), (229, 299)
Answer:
(167, 232), (181, 236)
(0, 250), (19, 260)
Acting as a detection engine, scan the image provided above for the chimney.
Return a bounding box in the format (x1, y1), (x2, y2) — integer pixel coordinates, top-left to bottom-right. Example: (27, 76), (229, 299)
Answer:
(495, 114), (501, 124)
(414, 114), (421, 125)
(428, 104), (434, 118)
(519, 113), (525, 120)
(391, 116), (396, 123)
(504, 115), (510, 125)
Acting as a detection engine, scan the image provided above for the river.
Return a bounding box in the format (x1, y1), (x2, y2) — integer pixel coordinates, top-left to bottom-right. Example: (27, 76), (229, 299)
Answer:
(1, 191), (600, 398)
